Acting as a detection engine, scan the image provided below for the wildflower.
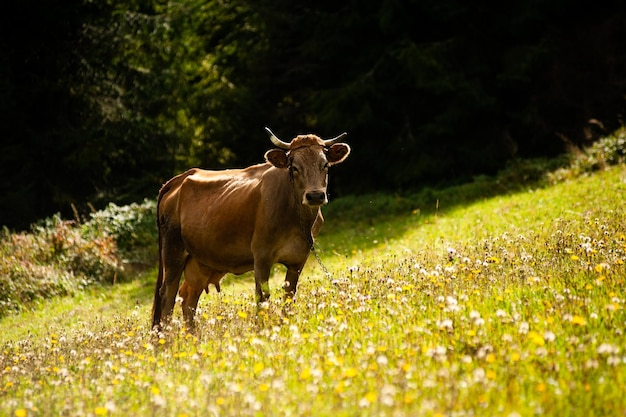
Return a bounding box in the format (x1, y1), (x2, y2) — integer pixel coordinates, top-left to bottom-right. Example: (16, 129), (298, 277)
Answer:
(95, 407), (108, 416)
(528, 331), (545, 346)
(469, 310), (484, 326)
(299, 367), (311, 380)
(571, 315), (586, 326)
(365, 391), (378, 404)
(237, 311), (248, 319)
(439, 319), (453, 331)
(544, 331), (556, 342)
(14, 410), (27, 417)
(253, 362), (264, 374)
(473, 367), (486, 382)
(597, 343), (619, 356)
(518, 321), (530, 335)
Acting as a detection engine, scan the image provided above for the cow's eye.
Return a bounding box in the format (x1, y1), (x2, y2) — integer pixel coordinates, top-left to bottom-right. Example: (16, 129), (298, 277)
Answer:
(323, 163), (329, 170)
(290, 166), (299, 174)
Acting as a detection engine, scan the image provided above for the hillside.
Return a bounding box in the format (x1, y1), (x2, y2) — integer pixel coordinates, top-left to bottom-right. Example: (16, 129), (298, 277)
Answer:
(1, 134), (626, 416)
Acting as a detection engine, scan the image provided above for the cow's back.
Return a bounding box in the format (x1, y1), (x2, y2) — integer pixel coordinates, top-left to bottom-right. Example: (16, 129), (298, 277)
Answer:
(174, 164), (274, 273)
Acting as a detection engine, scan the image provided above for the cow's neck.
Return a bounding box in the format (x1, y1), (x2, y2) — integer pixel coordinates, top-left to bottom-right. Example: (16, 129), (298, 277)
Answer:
(295, 204), (319, 245)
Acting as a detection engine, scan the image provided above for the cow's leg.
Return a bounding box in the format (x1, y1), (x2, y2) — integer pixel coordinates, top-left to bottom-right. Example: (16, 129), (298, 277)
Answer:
(254, 259), (272, 303)
(283, 263), (305, 299)
(180, 258), (223, 331)
(157, 230), (187, 327)
(179, 281), (203, 331)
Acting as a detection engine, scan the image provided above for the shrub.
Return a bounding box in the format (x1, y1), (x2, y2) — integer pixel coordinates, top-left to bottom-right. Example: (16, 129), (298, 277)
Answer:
(83, 199), (157, 266)
(0, 200), (157, 318)
(547, 128), (626, 183)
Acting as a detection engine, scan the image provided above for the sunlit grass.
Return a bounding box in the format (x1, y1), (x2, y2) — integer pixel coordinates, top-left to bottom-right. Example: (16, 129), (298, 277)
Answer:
(2, 164), (626, 416)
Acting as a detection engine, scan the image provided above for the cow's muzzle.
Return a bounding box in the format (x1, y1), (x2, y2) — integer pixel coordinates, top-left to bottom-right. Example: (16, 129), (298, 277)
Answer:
(304, 190), (328, 207)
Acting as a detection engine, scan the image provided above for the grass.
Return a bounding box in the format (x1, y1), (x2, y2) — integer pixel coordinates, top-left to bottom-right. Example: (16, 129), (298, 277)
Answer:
(2, 161), (626, 415)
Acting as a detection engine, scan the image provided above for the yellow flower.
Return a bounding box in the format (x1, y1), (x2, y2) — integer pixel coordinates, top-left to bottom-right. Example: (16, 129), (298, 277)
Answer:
(343, 367), (358, 378)
(335, 381), (345, 394)
(14, 410), (28, 417)
(253, 362), (264, 374)
(94, 407), (108, 416)
(364, 391), (378, 403)
(528, 331), (545, 346)
(259, 383), (270, 392)
(237, 311), (248, 319)
(299, 367), (311, 380)
(571, 315), (586, 326)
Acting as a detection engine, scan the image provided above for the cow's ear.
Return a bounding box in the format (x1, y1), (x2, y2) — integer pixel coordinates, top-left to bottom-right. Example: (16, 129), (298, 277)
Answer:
(327, 143), (351, 165)
(265, 149), (289, 168)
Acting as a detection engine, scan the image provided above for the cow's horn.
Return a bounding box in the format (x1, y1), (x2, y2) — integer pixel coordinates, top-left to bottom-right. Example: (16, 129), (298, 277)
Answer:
(265, 127), (291, 149)
(323, 132), (348, 146)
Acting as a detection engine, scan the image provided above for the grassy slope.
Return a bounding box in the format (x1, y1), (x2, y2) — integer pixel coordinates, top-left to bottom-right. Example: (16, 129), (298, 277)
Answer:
(1, 164), (626, 416)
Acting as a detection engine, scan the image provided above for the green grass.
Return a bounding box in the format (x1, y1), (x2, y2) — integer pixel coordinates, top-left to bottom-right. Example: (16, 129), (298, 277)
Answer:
(2, 163), (626, 416)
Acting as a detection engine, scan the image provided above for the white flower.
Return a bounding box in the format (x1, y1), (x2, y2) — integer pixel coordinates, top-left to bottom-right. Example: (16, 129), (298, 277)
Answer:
(439, 319), (454, 330)
(518, 321), (530, 335)
(597, 343), (619, 356)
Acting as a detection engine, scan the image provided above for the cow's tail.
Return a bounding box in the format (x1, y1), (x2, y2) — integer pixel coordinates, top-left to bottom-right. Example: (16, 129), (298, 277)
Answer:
(151, 169), (197, 330)
(151, 180), (167, 330)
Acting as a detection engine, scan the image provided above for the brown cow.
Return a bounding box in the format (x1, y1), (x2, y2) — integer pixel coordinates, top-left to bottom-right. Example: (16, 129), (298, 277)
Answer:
(152, 128), (351, 329)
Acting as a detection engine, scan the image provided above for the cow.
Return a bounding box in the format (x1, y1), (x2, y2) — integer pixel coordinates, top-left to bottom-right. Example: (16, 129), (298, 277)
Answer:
(151, 128), (351, 330)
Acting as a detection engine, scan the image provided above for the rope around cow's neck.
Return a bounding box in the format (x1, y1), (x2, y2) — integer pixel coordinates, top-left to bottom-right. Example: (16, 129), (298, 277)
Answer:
(288, 166), (333, 282)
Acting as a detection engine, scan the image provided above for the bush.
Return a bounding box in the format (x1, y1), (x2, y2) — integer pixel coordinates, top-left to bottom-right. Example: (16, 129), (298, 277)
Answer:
(83, 199), (158, 266)
(0, 200), (157, 318)
(547, 129), (626, 183)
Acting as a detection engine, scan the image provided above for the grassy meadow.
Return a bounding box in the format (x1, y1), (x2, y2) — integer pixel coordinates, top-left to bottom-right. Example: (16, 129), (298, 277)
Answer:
(1, 135), (626, 416)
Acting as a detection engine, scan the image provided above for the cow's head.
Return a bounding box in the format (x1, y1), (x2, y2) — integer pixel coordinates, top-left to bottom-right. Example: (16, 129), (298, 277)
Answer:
(264, 127), (350, 208)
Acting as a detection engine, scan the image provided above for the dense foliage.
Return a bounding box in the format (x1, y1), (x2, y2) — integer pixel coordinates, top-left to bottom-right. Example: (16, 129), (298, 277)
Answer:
(1, 0), (625, 228)
(0, 200), (156, 317)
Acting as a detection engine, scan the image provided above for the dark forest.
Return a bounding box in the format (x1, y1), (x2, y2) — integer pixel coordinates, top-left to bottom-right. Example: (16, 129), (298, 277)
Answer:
(1, 0), (625, 229)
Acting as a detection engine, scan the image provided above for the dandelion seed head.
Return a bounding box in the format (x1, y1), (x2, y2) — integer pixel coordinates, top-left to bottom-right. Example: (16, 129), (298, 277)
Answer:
(518, 321), (530, 334)
(597, 343), (619, 355)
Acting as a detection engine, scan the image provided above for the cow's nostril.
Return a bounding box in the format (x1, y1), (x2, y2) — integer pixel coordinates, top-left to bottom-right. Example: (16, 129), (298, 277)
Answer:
(305, 191), (326, 205)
